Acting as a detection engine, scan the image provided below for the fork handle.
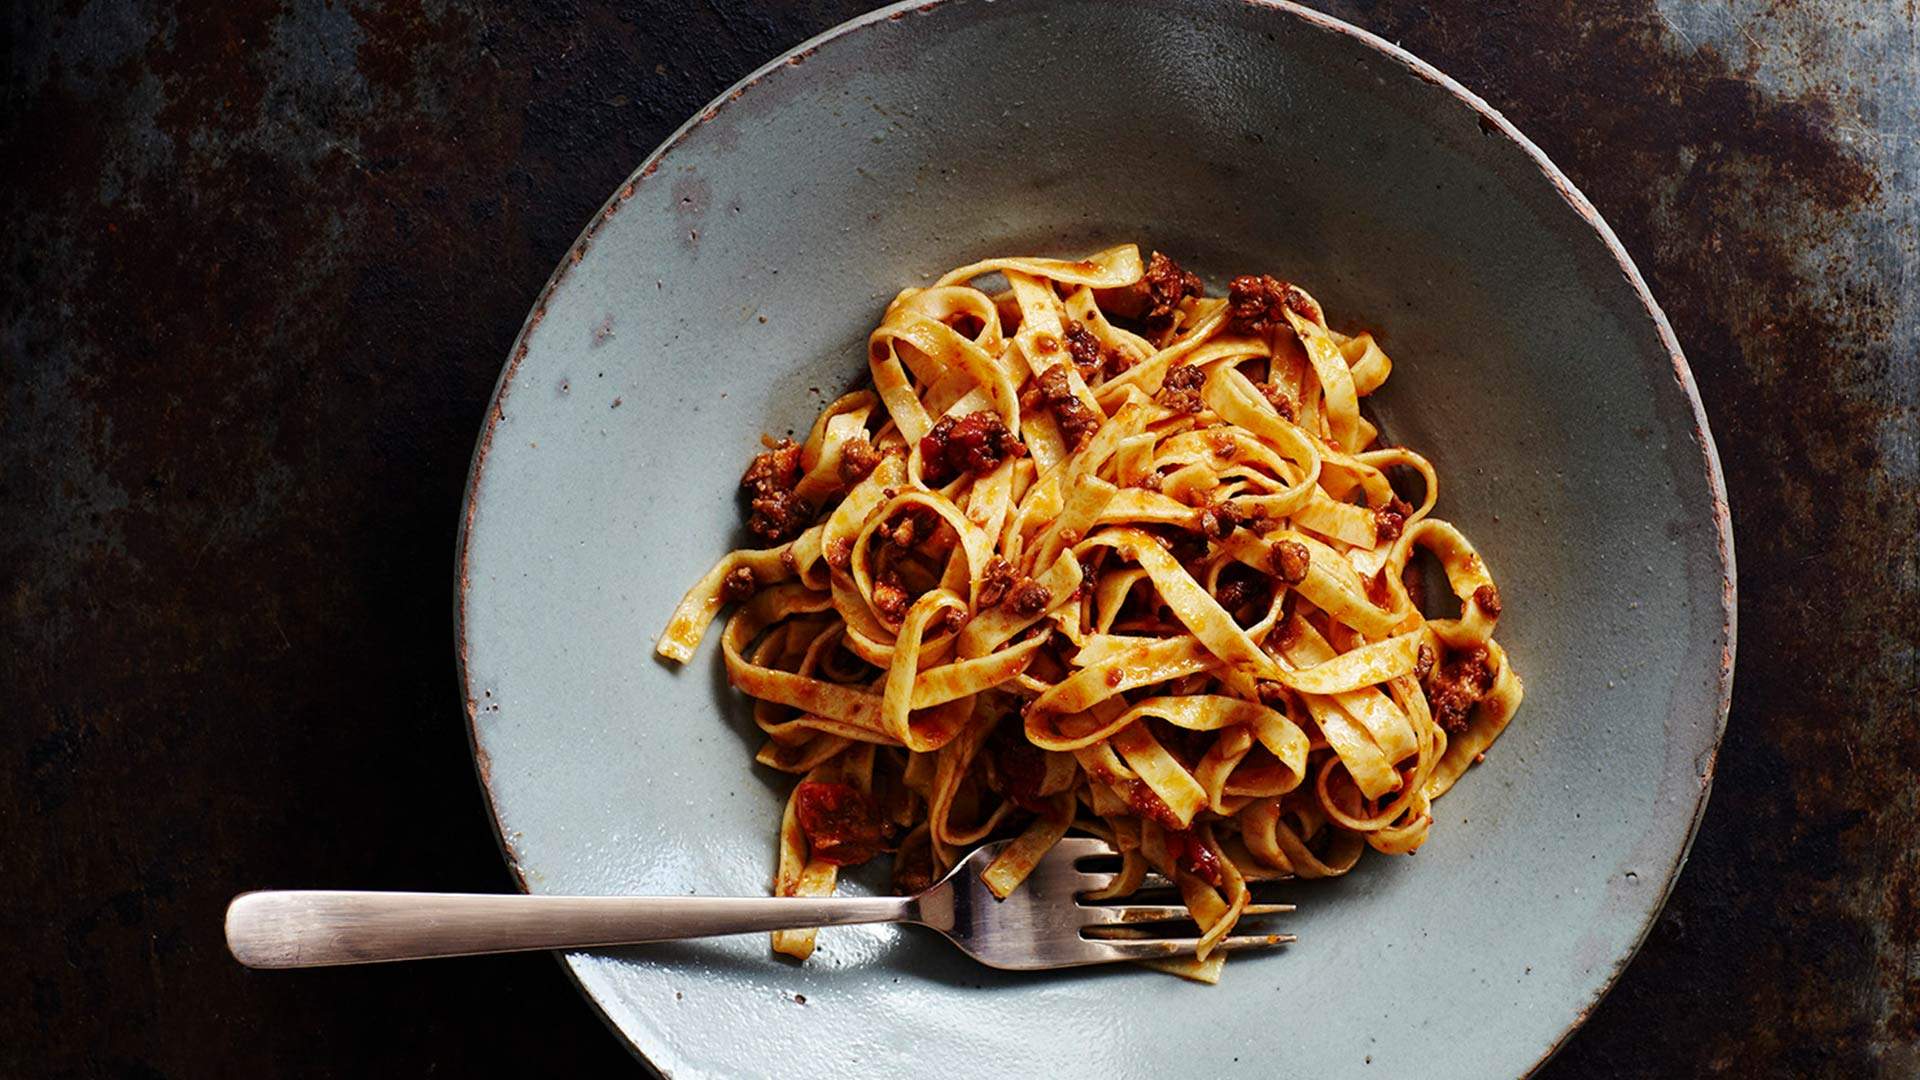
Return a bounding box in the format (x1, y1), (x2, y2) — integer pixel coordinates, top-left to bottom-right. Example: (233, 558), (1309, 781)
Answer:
(225, 890), (915, 969)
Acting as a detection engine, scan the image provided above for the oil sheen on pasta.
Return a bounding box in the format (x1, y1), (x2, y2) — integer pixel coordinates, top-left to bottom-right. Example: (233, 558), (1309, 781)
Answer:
(657, 244), (1523, 983)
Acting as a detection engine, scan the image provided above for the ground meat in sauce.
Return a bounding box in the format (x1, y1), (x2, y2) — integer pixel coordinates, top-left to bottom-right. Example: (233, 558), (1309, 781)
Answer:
(1254, 380), (1297, 420)
(740, 437), (815, 543)
(1156, 362), (1206, 413)
(750, 489), (812, 545)
(921, 410), (1024, 484)
(1373, 497), (1413, 542)
(1064, 320), (1131, 382)
(975, 555), (1018, 610)
(741, 445), (807, 534)
(883, 505), (941, 550)
(1426, 645), (1496, 734)
(1474, 583), (1504, 618)
(1196, 505), (1233, 540)
(1020, 364), (1101, 449)
(825, 537), (854, 571)
(1228, 273), (1319, 336)
(872, 569), (911, 624)
(837, 436), (880, 484)
(1008, 579), (1053, 616)
(1141, 252), (1203, 327)
(1227, 274), (1292, 335)
(935, 605), (970, 635)
(742, 436), (801, 490)
(720, 565), (758, 602)
(1197, 499), (1263, 540)
(1270, 539), (1311, 584)
(1414, 643), (1437, 681)
(1162, 827), (1226, 886)
(793, 781), (884, 866)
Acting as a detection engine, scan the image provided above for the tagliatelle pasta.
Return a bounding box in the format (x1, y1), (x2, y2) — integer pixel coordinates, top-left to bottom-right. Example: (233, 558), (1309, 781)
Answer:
(657, 245), (1524, 982)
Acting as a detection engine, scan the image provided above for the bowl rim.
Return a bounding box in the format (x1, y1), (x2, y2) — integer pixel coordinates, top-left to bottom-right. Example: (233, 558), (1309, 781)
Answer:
(452, 1), (1738, 1075)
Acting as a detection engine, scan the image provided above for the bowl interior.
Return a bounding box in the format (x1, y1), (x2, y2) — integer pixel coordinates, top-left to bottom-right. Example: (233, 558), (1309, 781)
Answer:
(457, 2), (1732, 1077)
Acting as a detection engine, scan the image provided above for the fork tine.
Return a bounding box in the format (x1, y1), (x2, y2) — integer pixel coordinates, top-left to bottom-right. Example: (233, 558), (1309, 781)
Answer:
(1090, 902), (1295, 924)
(1083, 933), (1297, 961)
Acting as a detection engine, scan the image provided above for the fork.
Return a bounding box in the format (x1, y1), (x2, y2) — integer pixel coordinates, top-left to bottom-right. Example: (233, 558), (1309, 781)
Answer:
(225, 837), (1295, 970)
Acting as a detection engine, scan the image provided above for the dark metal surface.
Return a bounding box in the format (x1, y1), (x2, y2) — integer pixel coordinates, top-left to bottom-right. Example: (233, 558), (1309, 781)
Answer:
(1, 0), (1911, 1076)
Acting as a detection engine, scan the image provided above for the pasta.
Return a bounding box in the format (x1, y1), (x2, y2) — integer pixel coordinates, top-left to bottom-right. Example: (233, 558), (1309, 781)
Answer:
(657, 244), (1524, 981)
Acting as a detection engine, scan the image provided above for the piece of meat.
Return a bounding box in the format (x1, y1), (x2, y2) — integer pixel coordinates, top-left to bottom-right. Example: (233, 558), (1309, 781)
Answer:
(1372, 496), (1414, 543)
(740, 437), (814, 543)
(1197, 505), (1232, 541)
(1008, 579), (1053, 616)
(1141, 252), (1204, 328)
(1474, 583), (1504, 618)
(882, 505), (941, 550)
(825, 537), (854, 571)
(1093, 251), (1204, 337)
(1269, 539), (1311, 584)
(976, 555), (1017, 610)
(1155, 362), (1206, 414)
(1425, 645), (1496, 734)
(747, 488), (811, 546)
(1025, 364), (1101, 449)
(837, 436), (880, 484)
(921, 410), (1024, 484)
(1228, 274), (1289, 335)
(1228, 273), (1318, 335)
(1064, 320), (1131, 382)
(742, 436), (802, 491)
(872, 568), (910, 624)
(720, 565), (758, 602)
(794, 781), (884, 866)
(925, 604), (970, 637)
(1254, 380), (1297, 420)
(1196, 498), (1263, 541)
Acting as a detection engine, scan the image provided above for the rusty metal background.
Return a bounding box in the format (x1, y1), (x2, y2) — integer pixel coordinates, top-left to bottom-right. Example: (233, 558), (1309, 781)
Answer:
(2, 0), (1913, 1076)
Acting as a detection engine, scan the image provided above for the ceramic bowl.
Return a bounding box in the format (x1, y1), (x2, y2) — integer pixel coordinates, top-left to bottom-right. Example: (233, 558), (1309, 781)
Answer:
(456, 2), (1735, 1076)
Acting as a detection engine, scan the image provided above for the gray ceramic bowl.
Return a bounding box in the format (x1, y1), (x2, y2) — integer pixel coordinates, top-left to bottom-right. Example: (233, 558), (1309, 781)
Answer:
(455, 1), (1736, 1076)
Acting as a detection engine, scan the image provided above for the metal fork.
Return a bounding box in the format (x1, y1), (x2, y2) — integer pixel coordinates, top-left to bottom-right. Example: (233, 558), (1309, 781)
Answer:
(225, 837), (1295, 970)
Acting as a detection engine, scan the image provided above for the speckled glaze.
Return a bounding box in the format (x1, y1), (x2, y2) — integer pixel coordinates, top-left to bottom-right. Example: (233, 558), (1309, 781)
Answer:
(455, 2), (1735, 1076)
